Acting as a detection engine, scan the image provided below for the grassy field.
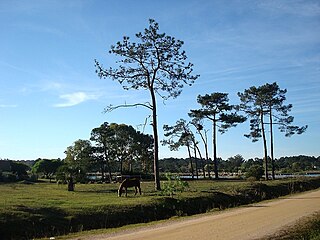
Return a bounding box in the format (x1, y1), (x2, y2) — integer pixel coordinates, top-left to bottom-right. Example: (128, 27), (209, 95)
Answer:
(0, 179), (251, 212)
(1, 177), (319, 239)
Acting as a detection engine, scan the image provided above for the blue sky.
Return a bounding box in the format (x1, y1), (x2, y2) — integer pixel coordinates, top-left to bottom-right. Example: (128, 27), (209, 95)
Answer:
(0, 0), (319, 160)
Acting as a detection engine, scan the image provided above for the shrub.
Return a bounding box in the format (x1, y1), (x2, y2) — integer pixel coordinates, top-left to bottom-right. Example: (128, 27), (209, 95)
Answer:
(245, 164), (263, 180)
(162, 173), (189, 197)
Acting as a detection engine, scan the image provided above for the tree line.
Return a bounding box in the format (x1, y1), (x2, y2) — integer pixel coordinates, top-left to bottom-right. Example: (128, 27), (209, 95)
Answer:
(160, 155), (319, 178)
(1, 154), (318, 184)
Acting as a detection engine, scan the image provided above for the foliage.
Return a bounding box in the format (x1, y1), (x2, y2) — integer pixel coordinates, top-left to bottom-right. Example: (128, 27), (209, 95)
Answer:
(90, 122), (119, 182)
(9, 161), (30, 180)
(238, 82), (308, 180)
(162, 119), (197, 178)
(90, 122), (154, 180)
(245, 164), (264, 180)
(95, 19), (199, 190)
(162, 173), (189, 197)
(59, 139), (93, 190)
(190, 92), (246, 179)
(223, 154), (245, 172)
(32, 159), (62, 180)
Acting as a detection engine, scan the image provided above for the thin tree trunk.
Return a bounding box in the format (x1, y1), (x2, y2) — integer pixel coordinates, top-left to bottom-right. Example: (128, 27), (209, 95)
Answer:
(119, 157), (123, 175)
(193, 146), (198, 179)
(186, 143), (194, 179)
(260, 110), (269, 181)
(150, 88), (161, 190)
(104, 147), (112, 183)
(213, 116), (218, 179)
(198, 129), (210, 179)
(68, 176), (74, 191)
(195, 143), (205, 179)
(269, 107), (276, 180)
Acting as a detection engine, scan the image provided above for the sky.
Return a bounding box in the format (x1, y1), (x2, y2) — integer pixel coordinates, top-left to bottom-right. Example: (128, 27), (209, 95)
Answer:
(0, 0), (319, 161)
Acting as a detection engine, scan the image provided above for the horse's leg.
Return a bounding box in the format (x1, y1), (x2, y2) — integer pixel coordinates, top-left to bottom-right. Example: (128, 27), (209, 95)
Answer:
(138, 186), (141, 195)
(125, 187), (128, 197)
(134, 186), (138, 195)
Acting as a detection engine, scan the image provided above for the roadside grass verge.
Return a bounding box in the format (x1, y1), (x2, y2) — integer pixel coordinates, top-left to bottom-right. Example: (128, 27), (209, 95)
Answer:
(1, 177), (319, 239)
(261, 211), (320, 240)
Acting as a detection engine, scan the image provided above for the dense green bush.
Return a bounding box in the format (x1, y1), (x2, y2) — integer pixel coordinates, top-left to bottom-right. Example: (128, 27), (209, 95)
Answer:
(245, 164), (264, 180)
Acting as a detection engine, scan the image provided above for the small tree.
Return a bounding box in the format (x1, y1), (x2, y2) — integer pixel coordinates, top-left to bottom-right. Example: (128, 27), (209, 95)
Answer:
(163, 119), (196, 179)
(162, 173), (189, 198)
(95, 19), (199, 190)
(32, 159), (62, 182)
(190, 93), (246, 179)
(245, 164), (264, 181)
(63, 139), (93, 191)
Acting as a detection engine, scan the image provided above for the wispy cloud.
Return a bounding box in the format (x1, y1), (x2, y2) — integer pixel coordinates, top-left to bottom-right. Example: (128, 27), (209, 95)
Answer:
(53, 92), (99, 108)
(0, 104), (17, 108)
(258, 0), (320, 17)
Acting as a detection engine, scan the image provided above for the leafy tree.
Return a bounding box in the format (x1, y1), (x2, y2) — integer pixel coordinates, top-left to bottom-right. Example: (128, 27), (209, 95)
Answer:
(32, 159), (62, 182)
(10, 161), (30, 180)
(132, 130), (154, 174)
(109, 123), (137, 174)
(90, 122), (115, 183)
(190, 93), (246, 179)
(95, 19), (199, 190)
(62, 139), (93, 191)
(245, 164), (264, 180)
(162, 119), (196, 179)
(238, 82), (307, 180)
(226, 154), (245, 173)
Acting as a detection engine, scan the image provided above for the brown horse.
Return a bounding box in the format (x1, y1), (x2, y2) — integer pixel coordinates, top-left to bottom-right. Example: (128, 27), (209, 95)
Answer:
(118, 178), (142, 197)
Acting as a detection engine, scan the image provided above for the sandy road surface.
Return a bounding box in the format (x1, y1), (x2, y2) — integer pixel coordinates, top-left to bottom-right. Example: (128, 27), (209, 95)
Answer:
(81, 189), (320, 240)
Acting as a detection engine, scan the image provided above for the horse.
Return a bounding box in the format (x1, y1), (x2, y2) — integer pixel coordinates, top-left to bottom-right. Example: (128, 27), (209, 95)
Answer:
(118, 178), (142, 197)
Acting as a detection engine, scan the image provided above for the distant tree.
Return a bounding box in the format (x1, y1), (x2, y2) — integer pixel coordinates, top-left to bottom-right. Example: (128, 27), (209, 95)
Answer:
(189, 118), (211, 178)
(108, 123), (137, 174)
(190, 93), (246, 179)
(63, 139), (93, 191)
(32, 159), (62, 182)
(226, 154), (245, 173)
(159, 158), (189, 173)
(162, 119), (196, 179)
(245, 164), (264, 180)
(238, 82), (307, 180)
(276, 155), (319, 172)
(132, 131), (154, 174)
(10, 161), (30, 180)
(95, 19), (199, 190)
(90, 122), (115, 183)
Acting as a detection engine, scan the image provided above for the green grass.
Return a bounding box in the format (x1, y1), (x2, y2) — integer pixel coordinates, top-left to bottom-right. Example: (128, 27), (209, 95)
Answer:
(0, 180), (251, 212)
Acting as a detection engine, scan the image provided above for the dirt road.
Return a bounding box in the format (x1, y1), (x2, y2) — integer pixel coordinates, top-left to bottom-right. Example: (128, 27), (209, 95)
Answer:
(82, 189), (320, 240)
